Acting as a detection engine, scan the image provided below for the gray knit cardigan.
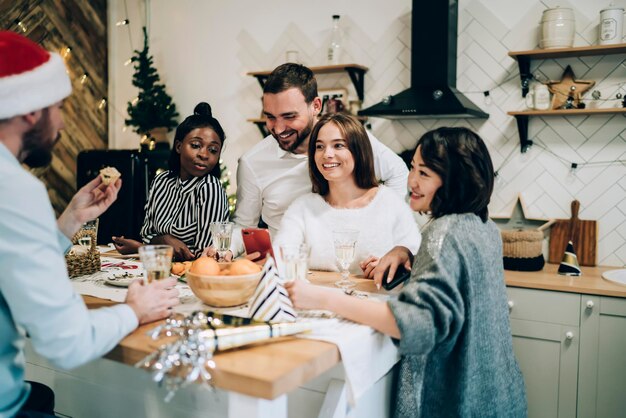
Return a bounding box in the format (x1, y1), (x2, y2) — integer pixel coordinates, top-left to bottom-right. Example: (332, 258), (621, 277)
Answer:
(387, 213), (527, 417)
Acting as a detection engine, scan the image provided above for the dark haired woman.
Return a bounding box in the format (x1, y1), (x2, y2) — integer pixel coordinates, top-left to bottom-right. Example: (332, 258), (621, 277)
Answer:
(286, 127), (526, 417)
(112, 102), (229, 261)
(273, 113), (419, 274)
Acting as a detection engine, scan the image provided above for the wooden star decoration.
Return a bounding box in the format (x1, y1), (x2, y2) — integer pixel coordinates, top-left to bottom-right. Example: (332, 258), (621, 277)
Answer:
(491, 194), (553, 231)
(547, 65), (595, 110)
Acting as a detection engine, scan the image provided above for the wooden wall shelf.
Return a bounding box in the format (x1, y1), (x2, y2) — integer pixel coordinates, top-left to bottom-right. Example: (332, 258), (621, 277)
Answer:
(507, 108), (626, 152)
(508, 108), (626, 116)
(508, 44), (626, 152)
(247, 64), (369, 136)
(508, 43), (626, 97)
(247, 64), (369, 101)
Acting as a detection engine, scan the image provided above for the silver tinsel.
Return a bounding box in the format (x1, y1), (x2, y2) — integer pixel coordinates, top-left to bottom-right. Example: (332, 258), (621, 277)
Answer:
(135, 311), (313, 401)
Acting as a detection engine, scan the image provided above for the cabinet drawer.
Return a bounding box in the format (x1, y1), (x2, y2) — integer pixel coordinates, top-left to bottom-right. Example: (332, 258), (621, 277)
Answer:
(506, 287), (580, 326)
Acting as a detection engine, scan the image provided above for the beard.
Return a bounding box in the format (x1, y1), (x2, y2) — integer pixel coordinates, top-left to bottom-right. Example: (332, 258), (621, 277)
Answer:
(21, 110), (58, 168)
(273, 117), (315, 153)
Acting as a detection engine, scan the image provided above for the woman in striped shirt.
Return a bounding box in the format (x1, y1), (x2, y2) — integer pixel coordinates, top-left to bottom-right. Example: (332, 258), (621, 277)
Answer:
(112, 102), (229, 260)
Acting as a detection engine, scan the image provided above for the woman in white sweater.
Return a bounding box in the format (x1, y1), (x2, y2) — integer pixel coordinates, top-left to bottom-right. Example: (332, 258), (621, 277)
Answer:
(274, 113), (420, 276)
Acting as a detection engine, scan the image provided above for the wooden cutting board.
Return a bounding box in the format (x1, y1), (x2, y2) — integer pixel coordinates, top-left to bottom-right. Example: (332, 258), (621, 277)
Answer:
(548, 200), (598, 266)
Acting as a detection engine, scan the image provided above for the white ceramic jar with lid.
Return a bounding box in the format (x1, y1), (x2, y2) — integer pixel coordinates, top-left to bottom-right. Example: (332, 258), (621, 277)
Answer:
(599, 7), (625, 45)
(540, 7), (575, 49)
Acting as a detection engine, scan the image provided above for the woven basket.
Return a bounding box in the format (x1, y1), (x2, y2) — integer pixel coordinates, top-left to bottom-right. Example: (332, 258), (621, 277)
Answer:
(501, 229), (543, 258)
(501, 229), (545, 271)
(65, 228), (100, 278)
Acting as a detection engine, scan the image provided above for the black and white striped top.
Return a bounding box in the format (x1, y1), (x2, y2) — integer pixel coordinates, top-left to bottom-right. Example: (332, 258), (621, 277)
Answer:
(140, 171), (229, 256)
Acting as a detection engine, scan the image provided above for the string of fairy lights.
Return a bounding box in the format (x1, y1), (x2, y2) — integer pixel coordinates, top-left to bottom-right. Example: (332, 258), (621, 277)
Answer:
(4, 3), (135, 117)
(5, 4), (623, 193)
(462, 67), (626, 179)
(464, 70), (626, 107)
(3, 0), (160, 131)
(5, 1), (238, 214)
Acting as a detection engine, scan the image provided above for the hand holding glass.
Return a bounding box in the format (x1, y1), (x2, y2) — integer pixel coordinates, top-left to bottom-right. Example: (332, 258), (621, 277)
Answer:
(210, 221), (234, 262)
(333, 230), (358, 289)
(139, 245), (173, 284)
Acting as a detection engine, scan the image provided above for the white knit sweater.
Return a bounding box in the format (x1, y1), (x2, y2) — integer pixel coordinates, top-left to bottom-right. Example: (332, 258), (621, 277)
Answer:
(274, 186), (421, 273)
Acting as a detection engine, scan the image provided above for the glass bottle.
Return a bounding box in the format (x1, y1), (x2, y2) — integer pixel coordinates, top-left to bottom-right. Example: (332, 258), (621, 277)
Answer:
(327, 15), (342, 65)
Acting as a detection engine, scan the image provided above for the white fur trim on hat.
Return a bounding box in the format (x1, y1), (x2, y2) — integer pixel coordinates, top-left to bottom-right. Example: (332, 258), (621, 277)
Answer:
(0, 52), (72, 119)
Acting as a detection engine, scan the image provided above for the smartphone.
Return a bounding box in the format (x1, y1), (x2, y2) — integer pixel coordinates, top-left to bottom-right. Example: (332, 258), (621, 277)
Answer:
(381, 267), (412, 290)
(241, 228), (274, 261)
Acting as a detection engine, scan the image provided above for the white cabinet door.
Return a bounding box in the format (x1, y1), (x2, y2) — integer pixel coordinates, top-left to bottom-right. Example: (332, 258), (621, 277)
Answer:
(510, 319), (579, 418)
(507, 287), (580, 418)
(578, 295), (626, 418)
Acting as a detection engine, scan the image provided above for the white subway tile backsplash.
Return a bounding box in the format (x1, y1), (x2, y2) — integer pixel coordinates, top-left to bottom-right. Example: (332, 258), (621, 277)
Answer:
(230, 0), (625, 266)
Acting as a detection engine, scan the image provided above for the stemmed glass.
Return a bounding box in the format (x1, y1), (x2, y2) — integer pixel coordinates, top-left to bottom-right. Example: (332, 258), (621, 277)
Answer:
(279, 244), (309, 283)
(333, 229), (358, 289)
(138, 245), (173, 284)
(210, 221), (234, 262)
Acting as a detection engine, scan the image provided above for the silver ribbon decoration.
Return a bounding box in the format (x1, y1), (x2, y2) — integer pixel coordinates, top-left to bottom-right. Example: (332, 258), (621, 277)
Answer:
(135, 311), (312, 401)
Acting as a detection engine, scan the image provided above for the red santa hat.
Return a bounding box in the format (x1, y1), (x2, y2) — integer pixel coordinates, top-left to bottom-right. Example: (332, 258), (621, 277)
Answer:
(0, 31), (72, 119)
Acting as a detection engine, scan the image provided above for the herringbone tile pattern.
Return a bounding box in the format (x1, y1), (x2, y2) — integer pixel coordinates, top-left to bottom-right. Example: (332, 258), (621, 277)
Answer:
(238, 0), (626, 266)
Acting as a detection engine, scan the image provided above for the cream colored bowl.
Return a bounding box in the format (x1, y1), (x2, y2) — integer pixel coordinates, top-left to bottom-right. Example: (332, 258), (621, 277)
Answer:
(186, 270), (263, 307)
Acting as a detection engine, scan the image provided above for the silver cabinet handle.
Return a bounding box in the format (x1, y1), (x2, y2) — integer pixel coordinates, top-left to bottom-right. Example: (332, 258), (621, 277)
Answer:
(565, 331), (574, 340)
(586, 300), (594, 309)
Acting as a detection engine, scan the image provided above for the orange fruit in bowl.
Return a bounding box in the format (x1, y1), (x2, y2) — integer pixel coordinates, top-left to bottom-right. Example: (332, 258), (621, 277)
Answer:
(229, 259), (261, 276)
(171, 262), (185, 276)
(189, 256), (221, 275)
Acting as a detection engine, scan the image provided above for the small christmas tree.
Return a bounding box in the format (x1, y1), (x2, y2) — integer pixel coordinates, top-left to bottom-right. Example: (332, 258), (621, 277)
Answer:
(125, 27), (179, 141)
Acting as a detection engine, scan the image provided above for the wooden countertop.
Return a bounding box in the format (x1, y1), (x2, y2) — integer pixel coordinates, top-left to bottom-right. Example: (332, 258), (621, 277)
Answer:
(504, 263), (626, 298)
(83, 264), (624, 400)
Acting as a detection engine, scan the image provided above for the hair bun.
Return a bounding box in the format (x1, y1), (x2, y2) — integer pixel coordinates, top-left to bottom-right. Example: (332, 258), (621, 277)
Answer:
(194, 102), (212, 118)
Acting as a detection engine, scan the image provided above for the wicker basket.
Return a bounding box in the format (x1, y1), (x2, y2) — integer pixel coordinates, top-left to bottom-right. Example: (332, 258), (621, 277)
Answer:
(65, 226), (100, 278)
(501, 229), (545, 271)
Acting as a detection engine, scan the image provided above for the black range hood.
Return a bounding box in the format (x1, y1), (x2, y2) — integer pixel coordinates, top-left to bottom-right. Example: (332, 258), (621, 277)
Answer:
(359, 0), (488, 119)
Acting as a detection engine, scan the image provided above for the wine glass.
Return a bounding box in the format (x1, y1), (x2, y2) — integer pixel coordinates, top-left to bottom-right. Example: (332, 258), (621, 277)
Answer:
(210, 221), (234, 262)
(138, 245), (173, 284)
(279, 243), (309, 283)
(333, 229), (358, 289)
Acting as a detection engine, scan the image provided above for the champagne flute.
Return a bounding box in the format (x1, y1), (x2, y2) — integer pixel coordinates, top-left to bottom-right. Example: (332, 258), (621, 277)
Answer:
(333, 229), (358, 289)
(210, 221), (234, 262)
(279, 244), (309, 283)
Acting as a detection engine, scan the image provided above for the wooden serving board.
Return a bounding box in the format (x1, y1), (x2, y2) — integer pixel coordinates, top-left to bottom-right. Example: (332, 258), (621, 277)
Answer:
(548, 200), (597, 266)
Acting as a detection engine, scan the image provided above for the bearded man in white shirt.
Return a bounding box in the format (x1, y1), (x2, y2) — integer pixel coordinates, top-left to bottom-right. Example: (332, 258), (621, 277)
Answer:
(233, 63), (408, 242)
(0, 31), (179, 418)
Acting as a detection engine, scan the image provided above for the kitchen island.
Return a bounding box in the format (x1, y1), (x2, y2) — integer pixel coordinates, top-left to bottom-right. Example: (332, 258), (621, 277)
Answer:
(25, 265), (625, 417)
(25, 272), (396, 418)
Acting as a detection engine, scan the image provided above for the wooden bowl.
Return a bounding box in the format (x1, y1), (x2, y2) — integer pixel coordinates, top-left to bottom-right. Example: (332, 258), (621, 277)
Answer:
(186, 270), (263, 307)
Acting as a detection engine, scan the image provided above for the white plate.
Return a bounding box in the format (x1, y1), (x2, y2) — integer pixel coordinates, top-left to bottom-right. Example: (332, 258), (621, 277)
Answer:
(105, 276), (141, 287)
(602, 269), (626, 287)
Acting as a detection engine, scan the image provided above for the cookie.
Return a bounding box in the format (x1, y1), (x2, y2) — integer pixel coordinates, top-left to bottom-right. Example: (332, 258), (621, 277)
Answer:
(99, 166), (121, 185)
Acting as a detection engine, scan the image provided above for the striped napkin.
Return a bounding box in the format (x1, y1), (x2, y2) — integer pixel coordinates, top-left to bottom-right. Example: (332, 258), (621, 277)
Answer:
(248, 258), (297, 323)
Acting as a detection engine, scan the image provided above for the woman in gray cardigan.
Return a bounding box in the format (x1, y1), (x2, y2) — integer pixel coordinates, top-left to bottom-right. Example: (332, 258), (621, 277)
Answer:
(286, 127), (527, 417)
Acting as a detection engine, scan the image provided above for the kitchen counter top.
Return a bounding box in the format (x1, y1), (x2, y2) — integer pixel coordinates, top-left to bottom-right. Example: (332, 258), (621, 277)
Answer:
(504, 263), (626, 298)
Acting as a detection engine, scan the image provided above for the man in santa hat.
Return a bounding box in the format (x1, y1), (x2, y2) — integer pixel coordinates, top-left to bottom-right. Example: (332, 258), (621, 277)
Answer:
(0, 31), (179, 417)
